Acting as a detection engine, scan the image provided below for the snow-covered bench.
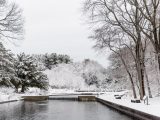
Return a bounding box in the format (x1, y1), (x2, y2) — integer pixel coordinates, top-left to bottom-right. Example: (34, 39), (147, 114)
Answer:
(114, 94), (125, 99)
(131, 99), (141, 103)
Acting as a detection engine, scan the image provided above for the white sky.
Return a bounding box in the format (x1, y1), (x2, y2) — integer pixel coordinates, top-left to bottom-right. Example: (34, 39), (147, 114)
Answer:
(6, 0), (110, 67)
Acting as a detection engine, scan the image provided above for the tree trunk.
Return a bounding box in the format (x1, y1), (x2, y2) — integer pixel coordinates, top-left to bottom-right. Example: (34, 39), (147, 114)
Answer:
(158, 55), (160, 71)
(137, 63), (145, 100)
(120, 55), (137, 99)
(135, 41), (145, 100)
(144, 67), (152, 98)
(21, 85), (25, 93)
(155, 54), (160, 84)
(155, 53), (160, 95)
(130, 75), (137, 99)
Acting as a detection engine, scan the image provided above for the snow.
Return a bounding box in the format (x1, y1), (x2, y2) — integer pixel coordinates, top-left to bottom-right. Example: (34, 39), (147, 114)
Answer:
(98, 91), (160, 117)
(0, 87), (48, 103)
(48, 88), (75, 95)
(0, 88), (21, 102)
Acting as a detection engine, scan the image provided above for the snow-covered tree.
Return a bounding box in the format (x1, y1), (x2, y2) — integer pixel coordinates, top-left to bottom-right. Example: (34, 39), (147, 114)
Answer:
(0, 42), (15, 87)
(43, 53), (72, 70)
(81, 59), (108, 88)
(43, 53), (57, 69)
(57, 54), (71, 64)
(15, 53), (48, 92)
(107, 51), (130, 90)
(82, 72), (99, 87)
(45, 59), (108, 90)
(31, 54), (46, 71)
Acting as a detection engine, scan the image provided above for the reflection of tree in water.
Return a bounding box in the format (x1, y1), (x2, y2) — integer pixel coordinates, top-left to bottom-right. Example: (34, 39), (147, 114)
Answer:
(0, 101), (49, 120)
(0, 101), (134, 120)
(0, 102), (22, 120)
(19, 101), (49, 119)
(0, 115), (7, 120)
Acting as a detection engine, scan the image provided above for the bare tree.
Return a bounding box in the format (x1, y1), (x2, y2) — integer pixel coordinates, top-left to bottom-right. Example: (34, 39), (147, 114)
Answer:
(90, 26), (137, 98)
(0, 0), (24, 42)
(134, 0), (160, 91)
(136, 0), (160, 67)
(83, 0), (147, 99)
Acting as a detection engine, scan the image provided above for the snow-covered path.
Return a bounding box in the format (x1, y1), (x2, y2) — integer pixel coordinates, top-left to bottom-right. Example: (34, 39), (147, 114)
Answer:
(98, 92), (160, 117)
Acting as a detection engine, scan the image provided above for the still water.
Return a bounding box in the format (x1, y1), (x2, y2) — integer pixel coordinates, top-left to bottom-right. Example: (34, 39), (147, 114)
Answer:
(0, 100), (134, 120)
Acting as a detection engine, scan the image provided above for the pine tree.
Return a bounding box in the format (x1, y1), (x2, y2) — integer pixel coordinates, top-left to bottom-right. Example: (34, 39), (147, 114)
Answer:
(44, 53), (55, 70)
(0, 42), (15, 87)
(43, 53), (72, 70)
(58, 55), (71, 64)
(15, 53), (48, 92)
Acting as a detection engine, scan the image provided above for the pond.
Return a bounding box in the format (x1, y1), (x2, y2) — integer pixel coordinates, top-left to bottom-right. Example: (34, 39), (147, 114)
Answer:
(0, 100), (134, 120)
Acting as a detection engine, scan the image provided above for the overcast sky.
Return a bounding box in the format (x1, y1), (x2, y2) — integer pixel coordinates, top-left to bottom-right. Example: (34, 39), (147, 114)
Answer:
(6, 0), (110, 67)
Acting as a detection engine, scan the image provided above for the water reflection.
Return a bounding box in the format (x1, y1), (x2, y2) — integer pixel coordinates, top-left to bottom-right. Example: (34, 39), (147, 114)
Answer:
(0, 100), (134, 120)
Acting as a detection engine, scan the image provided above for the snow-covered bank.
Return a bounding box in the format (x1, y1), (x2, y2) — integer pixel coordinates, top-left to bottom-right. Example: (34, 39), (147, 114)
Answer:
(98, 92), (160, 117)
(0, 88), (21, 103)
(0, 87), (48, 103)
(0, 93), (21, 103)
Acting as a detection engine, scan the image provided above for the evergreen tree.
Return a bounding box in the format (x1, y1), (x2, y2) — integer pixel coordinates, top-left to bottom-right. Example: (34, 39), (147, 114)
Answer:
(50, 53), (58, 65)
(60, 55), (71, 64)
(0, 42), (15, 87)
(57, 54), (63, 64)
(15, 53), (48, 92)
(31, 54), (46, 71)
(43, 53), (71, 70)
(44, 53), (55, 70)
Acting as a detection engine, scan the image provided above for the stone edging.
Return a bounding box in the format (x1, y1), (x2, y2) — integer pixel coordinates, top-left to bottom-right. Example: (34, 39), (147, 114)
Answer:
(96, 98), (160, 120)
(0, 100), (19, 104)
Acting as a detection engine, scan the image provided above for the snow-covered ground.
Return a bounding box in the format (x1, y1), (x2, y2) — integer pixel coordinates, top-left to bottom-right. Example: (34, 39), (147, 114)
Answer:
(98, 91), (160, 117)
(0, 88), (21, 102)
(48, 88), (75, 95)
(0, 87), (48, 103)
